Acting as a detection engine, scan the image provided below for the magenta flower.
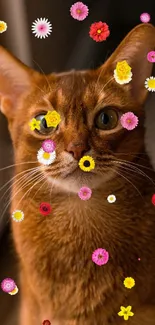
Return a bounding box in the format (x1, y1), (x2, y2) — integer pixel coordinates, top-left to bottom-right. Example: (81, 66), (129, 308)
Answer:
(70, 2), (89, 21)
(1, 278), (16, 293)
(140, 12), (150, 23)
(92, 248), (109, 266)
(120, 112), (138, 131)
(147, 51), (155, 63)
(78, 186), (92, 200)
(42, 139), (56, 153)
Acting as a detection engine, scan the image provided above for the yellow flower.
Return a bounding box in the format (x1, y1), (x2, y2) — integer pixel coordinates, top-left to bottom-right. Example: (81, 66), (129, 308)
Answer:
(118, 306), (134, 321)
(114, 60), (132, 85)
(124, 277), (135, 289)
(44, 110), (61, 128)
(29, 118), (41, 131)
(12, 210), (24, 222)
(145, 77), (155, 92)
(0, 20), (7, 33)
(79, 156), (95, 172)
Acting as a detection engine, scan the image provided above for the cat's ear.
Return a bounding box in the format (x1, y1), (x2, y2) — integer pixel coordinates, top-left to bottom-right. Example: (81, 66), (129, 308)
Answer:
(102, 23), (155, 105)
(0, 46), (40, 119)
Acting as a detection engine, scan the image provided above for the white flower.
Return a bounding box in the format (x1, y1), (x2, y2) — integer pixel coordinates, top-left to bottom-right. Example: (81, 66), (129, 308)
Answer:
(107, 194), (116, 203)
(8, 286), (19, 295)
(114, 69), (132, 85)
(12, 210), (24, 222)
(31, 18), (52, 39)
(145, 77), (155, 92)
(37, 148), (56, 165)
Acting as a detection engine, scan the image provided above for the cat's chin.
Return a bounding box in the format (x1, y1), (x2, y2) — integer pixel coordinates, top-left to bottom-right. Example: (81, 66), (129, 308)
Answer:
(46, 168), (112, 194)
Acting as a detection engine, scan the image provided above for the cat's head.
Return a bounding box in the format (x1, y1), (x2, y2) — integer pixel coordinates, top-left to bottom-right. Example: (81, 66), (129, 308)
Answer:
(0, 24), (154, 193)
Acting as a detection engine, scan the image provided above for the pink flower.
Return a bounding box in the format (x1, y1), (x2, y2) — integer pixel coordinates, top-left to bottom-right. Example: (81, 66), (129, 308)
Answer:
(42, 139), (56, 153)
(92, 248), (109, 266)
(78, 186), (92, 200)
(120, 112), (138, 131)
(140, 13), (150, 23)
(70, 2), (89, 21)
(147, 51), (155, 63)
(1, 278), (16, 293)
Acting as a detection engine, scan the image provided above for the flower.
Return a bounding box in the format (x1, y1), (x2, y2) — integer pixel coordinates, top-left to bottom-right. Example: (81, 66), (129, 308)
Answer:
(140, 12), (150, 23)
(123, 277), (135, 289)
(78, 156), (95, 172)
(40, 202), (52, 216)
(114, 60), (132, 85)
(1, 278), (16, 293)
(0, 20), (7, 33)
(37, 148), (56, 165)
(92, 248), (109, 266)
(43, 320), (51, 325)
(107, 194), (116, 203)
(147, 51), (155, 63)
(12, 210), (24, 222)
(8, 286), (19, 295)
(42, 139), (56, 153)
(120, 112), (139, 131)
(70, 2), (89, 21)
(44, 110), (61, 128)
(78, 186), (92, 200)
(151, 194), (155, 205)
(31, 18), (52, 39)
(145, 77), (155, 92)
(89, 21), (110, 42)
(29, 118), (41, 131)
(118, 306), (134, 321)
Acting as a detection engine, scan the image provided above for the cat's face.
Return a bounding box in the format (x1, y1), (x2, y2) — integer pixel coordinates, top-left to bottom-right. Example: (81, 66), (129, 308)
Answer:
(0, 23), (154, 193)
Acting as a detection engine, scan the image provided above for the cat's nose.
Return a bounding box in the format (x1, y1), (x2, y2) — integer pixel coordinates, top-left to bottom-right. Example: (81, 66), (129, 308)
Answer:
(66, 141), (90, 160)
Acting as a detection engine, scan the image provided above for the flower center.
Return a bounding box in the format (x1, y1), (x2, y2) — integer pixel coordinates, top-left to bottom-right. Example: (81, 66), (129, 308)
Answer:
(83, 160), (90, 167)
(97, 29), (101, 34)
(38, 24), (46, 31)
(43, 152), (50, 159)
(127, 119), (131, 124)
(76, 9), (81, 13)
(148, 79), (155, 88)
(98, 254), (103, 259)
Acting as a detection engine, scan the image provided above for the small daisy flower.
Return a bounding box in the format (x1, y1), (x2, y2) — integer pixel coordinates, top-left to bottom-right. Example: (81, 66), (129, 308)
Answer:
(31, 18), (52, 39)
(8, 286), (19, 295)
(43, 320), (51, 325)
(92, 248), (109, 266)
(118, 306), (134, 321)
(1, 278), (16, 293)
(151, 194), (155, 205)
(145, 77), (155, 92)
(37, 148), (56, 165)
(114, 60), (132, 85)
(12, 210), (24, 222)
(140, 12), (150, 23)
(120, 112), (139, 131)
(79, 156), (95, 172)
(40, 202), (52, 216)
(44, 110), (61, 128)
(89, 21), (110, 42)
(147, 51), (155, 63)
(29, 118), (41, 131)
(107, 194), (116, 203)
(42, 139), (56, 153)
(0, 20), (7, 33)
(78, 186), (92, 200)
(123, 277), (135, 289)
(70, 2), (89, 21)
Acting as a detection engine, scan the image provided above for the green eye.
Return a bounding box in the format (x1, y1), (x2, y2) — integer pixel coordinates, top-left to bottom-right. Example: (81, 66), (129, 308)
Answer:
(35, 114), (54, 135)
(94, 108), (118, 130)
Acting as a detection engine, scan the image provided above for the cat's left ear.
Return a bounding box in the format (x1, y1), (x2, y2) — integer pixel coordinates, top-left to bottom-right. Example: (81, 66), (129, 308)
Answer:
(102, 23), (155, 105)
(0, 46), (40, 120)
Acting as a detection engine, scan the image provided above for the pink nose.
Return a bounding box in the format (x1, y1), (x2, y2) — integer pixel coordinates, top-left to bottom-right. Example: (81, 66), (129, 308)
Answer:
(66, 141), (90, 160)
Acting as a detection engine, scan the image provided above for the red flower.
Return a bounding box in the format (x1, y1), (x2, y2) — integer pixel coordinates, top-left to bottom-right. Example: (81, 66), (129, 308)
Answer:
(39, 202), (52, 216)
(89, 21), (110, 42)
(42, 320), (51, 325)
(151, 194), (155, 206)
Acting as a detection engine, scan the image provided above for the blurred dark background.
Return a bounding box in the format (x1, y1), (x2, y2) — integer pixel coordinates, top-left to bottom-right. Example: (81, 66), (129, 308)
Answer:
(0, 0), (155, 324)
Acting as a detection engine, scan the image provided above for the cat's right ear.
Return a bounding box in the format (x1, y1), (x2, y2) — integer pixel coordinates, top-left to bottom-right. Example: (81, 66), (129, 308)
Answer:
(0, 46), (40, 120)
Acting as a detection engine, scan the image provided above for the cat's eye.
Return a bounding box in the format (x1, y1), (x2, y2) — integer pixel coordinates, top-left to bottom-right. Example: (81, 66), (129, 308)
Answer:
(35, 114), (54, 135)
(94, 108), (118, 130)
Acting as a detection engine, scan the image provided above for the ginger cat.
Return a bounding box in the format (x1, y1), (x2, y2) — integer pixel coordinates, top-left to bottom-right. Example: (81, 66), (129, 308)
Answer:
(0, 23), (155, 325)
